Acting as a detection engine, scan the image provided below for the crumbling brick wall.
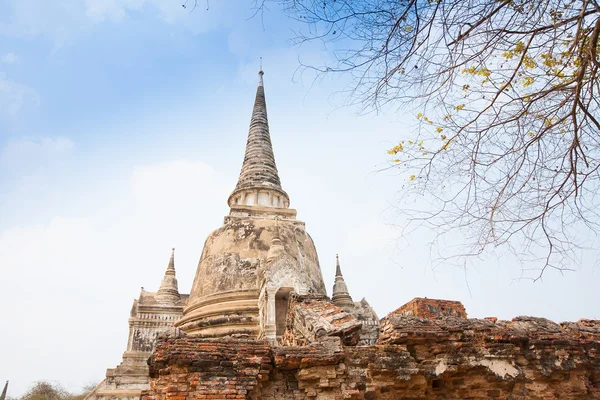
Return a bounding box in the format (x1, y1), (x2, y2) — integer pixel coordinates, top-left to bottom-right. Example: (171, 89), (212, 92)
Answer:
(142, 316), (600, 400)
(391, 297), (467, 319)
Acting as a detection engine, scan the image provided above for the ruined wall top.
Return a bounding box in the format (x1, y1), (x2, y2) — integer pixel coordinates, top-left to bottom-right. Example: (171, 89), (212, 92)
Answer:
(144, 316), (600, 399)
(392, 297), (467, 319)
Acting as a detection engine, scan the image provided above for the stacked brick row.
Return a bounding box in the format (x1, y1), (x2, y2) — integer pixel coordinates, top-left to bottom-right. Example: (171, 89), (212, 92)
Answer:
(390, 297), (468, 319)
(143, 338), (272, 400)
(144, 316), (600, 399)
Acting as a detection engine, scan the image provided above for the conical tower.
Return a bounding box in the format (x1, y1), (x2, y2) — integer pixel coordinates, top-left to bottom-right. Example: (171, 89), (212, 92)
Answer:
(226, 70), (296, 221)
(177, 70), (327, 338)
(156, 248), (180, 304)
(0, 381), (8, 400)
(228, 70), (290, 210)
(332, 255), (354, 309)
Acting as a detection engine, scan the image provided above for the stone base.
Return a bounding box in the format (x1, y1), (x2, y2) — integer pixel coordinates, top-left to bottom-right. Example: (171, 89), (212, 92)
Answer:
(85, 353), (151, 400)
(176, 290), (260, 337)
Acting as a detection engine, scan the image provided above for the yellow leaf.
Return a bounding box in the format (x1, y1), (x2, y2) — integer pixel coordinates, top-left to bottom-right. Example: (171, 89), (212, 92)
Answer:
(515, 41), (524, 53)
(522, 77), (535, 87)
(523, 55), (537, 69)
(388, 143), (404, 154)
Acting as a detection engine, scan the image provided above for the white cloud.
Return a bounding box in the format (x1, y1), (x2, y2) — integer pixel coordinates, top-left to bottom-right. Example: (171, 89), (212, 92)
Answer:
(0, 216), (99, 394)
(0, 216), (94, 272)
(84, 0), (243, 33)
(0, 0), (84, 46)
(127, 159), (230, 251)
(131, 159), (227, 214)
(0, 158), (230, 396)
(0, 136), (76, 230)
(0, 72), (38, 118)
(85, 0), (145, 22)
(2, 52), (19, 64)
(0, 136), (74, 166)
(0, 0), (238, 44)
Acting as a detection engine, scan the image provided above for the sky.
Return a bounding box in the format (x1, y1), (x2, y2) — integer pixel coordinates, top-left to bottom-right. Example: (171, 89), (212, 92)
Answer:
(1, 0), (599, 397)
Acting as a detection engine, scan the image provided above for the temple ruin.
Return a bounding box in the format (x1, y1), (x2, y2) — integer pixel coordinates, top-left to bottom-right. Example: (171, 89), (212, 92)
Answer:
(87, 70), (600, 400)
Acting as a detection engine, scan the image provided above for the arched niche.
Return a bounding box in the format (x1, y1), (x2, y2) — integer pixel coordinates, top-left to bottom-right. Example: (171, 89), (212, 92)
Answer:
(275, 287), (294, 337)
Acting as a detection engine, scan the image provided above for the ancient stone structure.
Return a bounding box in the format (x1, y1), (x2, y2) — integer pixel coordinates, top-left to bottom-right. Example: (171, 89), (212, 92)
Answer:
(332, 255), (354, 308)
(331, 255), (379, 345)
(86, 249), (188, 400)
(91, 69), (600, 399)
(175, 70), (328, 341)
(0, 381), (8, 400)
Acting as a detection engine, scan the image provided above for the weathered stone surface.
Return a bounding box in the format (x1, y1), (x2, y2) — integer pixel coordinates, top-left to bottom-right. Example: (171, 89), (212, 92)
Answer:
(1, 381), (8, 400)
(563, 319), (600, 340)
(143, 317), (600, 399)
(177, 71), (327, 340)
(392, 297), (468, 319)
(348, 298), (379, 346)
(143, 337), (272, 400)
(332, 255), (354, 308)
(328, 256), (379, 345)
(283, 295), (363, 346)
(177, 218), (327, 338)
(228, 70), (289, 209)
(156, 248), (180, 305)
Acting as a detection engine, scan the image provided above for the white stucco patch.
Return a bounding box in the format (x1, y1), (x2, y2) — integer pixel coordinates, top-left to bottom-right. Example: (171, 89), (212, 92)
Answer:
(434, 359), (449, 376)
(470, 357), (519, 378)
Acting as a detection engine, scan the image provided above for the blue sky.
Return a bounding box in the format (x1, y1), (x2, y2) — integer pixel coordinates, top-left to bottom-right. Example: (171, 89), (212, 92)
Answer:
(1, 0), (599, 396)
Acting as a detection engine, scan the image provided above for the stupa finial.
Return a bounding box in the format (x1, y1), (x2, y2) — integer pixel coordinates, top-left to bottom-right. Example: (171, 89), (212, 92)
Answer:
(157, 248), (180, 304)
(332, 254), (354, 308)
(227, 63), (290, 209)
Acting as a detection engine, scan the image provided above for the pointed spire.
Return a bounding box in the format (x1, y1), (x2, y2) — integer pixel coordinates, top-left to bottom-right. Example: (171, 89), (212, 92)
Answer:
(157, 248), (180, 304)
(228, 68), (290, 209)
(0, 381), (8, 400)
(332, 254), (354, 309)
(167, 247), (175, 271)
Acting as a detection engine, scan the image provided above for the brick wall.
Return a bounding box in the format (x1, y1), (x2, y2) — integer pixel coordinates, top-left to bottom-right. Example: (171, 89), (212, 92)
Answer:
(392, 297), (467, 319)
(143, 316), (600, 399)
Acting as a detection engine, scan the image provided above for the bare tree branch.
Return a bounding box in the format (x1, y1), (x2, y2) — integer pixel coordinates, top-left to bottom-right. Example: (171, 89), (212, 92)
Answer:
(277, 0), (600, 276)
